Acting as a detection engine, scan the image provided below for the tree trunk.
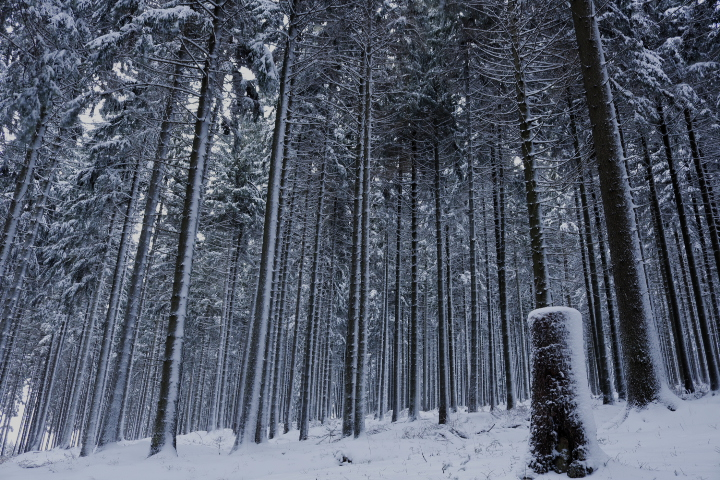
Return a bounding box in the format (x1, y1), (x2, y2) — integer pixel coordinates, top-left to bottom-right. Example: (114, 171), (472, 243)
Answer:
(591, 188), (626, 400)
(407, 140), (421, 421)
(392, 169), (403, 422)
(509, 5), (551, 309)
(492, 143), (515, 410)
(148, 2), (223, 455)
(527, 307), (600, 477)
(570, 0), (665, 407)
(640, 137), (695, 392)
(299, 157), (327, 441)
(445, 223), (457, 411)
(28, 316), (69, 451)
(354, 24), (373, 437)
(578, 171), (614, 404)
(467, 139), (480, 414)
(233, 0), (298, 449)
(433, 141), (450, 425)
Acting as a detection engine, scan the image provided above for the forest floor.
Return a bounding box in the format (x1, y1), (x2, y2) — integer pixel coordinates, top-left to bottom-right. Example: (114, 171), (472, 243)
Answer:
(1, 394), (718, 480)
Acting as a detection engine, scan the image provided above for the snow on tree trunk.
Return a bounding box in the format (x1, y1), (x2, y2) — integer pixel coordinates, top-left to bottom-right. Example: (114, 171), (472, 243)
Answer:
(527, 307), (604, 478)
(299, 158), (327, 441)
(391, 170), (402, 423)
(354, 31), (373, 437)
(433, 140), (450, 425)
(342, 68), (366, 439)
(233, 0), (298, 449)
(148, 3), (223, 455)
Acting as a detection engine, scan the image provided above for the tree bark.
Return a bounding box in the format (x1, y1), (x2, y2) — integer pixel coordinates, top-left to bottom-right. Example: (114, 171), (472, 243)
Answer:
(570, 0), (664, 407)
(433, 141), (450, 424)
(392, 168), (403, 422)
(148, 2), (223, 455)
(233, 0), (298, 449)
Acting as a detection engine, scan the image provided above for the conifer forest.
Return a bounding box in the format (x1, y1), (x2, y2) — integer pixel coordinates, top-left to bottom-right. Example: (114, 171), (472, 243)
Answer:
(0, 0), (719, 478)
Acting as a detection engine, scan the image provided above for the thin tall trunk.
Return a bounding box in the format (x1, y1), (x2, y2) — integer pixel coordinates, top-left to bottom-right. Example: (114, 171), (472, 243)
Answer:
(28, 316), (68, 451)
(354, 22), (373, 438)
(392, 169), (402, 422)
(467, 142), (480, 414)
(591, 188), (626, 399)
(673, 229), (707, 381)
(283, 207), (309, 434)
(483, 189), (496, 410)
(378, 231), (390, 420)
(213, 227), (243, 430)
(509, 3), (551, 309)
(101, 59), (183, 446)
(445, 223), (457, 411)
(299, 157), (327, 441)
(492, 147), (515, 410)
(256, 122), (296, 443)
(569, 100), (616, 403)
(342, 69), (366, 439)
(408, 140), (421, 421)
(578, 170), (614, 404)
(58, 269), (109, 449)
(269, 198), (295, 438)
(433, 141), (450, 425)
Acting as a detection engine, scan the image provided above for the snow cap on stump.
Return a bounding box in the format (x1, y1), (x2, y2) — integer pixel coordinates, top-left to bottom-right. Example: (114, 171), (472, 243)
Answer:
(525, 307), (605, 478)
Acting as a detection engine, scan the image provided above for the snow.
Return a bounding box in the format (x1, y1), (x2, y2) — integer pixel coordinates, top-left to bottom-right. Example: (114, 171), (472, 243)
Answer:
(2, 396), (719, 480)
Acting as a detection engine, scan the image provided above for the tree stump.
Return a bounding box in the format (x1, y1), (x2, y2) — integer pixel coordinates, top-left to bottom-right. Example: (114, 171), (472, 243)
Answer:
(527, 307), (602, 478)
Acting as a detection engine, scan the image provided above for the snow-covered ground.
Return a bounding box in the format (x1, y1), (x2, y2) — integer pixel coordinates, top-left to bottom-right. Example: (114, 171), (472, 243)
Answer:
(1, 395), (718, 480)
